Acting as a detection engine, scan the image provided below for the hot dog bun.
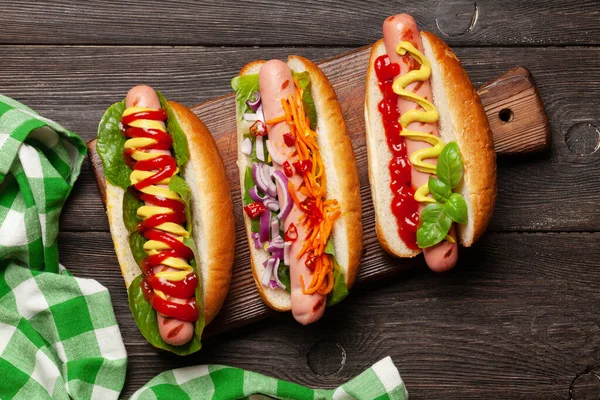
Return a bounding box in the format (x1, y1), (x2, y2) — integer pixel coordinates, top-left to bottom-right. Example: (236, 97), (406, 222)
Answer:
(365, 34), (496, 258)
(105, 100), (235, 325)
(236, 56), (362, 311)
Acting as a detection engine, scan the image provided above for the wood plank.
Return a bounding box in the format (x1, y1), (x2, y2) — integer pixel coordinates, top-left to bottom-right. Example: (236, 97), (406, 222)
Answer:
(58, 231), (600, 399)
(1, 1), (599, 46)
(0, 46), (596, 232)
(85, 45), (555, 339)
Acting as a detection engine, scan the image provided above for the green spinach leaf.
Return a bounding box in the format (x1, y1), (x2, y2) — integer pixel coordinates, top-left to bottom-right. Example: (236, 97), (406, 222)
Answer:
(444, 193), (468, 224)
(127, 275), (202, 355)
(428, 177), (452, 204)
(123, 190), (143, 233)
(169, 174), (193, 232)
(417, 203), (453, 249)
(436, 141), (464, 189)
(128, 231), (147, 269)
(157, 91), (189, 168)
(97, 100), (131, 188)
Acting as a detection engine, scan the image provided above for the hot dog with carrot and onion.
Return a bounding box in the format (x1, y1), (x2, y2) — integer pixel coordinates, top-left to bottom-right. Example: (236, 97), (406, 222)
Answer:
(232, 57), (362, 324)
(365, 14), (497, 271)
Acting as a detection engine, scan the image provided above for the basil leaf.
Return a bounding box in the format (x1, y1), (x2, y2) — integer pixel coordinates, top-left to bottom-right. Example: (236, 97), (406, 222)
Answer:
(277, 262), (291, 294)
(128, 231), (147, 268)
(417, 203), (453, 249)
(428, 177), (452, 204)
(123, 190), (143, 233)
(436, 142), (464, 189)
(327, 261), (349, 306)
(127, 275), (202, 355)
(169, 174), (193, 232)
(97, 100), (131, 188)
(157, 91), (189, 168)
(231, 71), (317, 130)
(444, 193), (468, 224)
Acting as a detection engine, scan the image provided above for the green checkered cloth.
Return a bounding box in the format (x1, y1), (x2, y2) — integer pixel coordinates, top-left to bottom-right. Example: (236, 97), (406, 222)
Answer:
(0, 262), (127, 399)
(0, 94), (87, 272)
(130, 356), (407, 400)
(0, 95), (127, 399)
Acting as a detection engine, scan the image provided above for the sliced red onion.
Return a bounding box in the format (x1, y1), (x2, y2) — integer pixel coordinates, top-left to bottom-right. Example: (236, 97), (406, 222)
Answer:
(261, 163), (277, 197)
(261, 258), (274, 287)
(257, 105), (265, 123)
(251, 232), (262, 249)
(246, 91), (261, 112)
(259, 210), (270, 243)
(252, 163), (270, 195)
(242, 112), (259, 121)
(284, 241), (291, 266)
(249, 186), (269, 202)
(273, 170), (292, 220)
(269, 280), (278, 289)
(271, 218), (279, 239)
(256, 135), (265, 162)
(267, 235), (285, 251)
(266, 139), (287, 166)
(272, 258), (286, 290)
(271, 248), (284, 260)
(264, 198), (280, 212)
(241, 137), (253, 156)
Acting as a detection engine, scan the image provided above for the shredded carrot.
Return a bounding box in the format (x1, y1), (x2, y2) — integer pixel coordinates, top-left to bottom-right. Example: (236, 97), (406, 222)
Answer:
(274, 80), (341, 296)
(266, 115), (286, 125)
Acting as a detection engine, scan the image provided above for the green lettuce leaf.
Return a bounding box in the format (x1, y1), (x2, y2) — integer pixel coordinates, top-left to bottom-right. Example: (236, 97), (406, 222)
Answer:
(323, 237), (349, 306)
(277, 262), (291, 294)
(293, 71), (318, 131)
(243, 166), (260, 233)
(327, 262), (349, 307)
(157, 91), (189, 168)
(97, 100), (131, 188)
(128, 275), (202, 356)
(231, 71), (317, 130)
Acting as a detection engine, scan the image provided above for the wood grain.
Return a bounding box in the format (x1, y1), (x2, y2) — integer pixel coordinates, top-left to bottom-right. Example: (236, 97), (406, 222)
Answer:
(478, 67), (551, 154)
(2, 2), (599, 397)
(58, 231), (600, 399)
(1, 1), (599, 46)
(0, 45), (595, 232)
(85, 46), (553, 337)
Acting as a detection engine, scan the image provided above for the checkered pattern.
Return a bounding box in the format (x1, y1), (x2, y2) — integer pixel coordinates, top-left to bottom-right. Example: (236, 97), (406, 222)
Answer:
(0, 262), (127, 399)
(130, 357), (407, 400)
(0, 94), (87, 272)
(0, 95), (127, 399)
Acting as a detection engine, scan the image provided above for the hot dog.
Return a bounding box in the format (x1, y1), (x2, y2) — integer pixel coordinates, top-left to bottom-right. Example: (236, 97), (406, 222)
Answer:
(232, 56), (362, 324)
(365, 14), (496, 271)
(97, 85), (235, 354)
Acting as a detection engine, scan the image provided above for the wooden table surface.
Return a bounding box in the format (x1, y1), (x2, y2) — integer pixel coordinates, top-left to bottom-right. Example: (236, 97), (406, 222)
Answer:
(2, 1), (599, 398)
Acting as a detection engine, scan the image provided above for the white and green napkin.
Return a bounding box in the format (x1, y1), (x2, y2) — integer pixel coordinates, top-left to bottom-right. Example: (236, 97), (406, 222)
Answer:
(0, 94), (409, 400)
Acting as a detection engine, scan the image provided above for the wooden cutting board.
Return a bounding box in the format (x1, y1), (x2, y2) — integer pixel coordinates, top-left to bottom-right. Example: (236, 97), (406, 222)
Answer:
(87, 45), (550, 337)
